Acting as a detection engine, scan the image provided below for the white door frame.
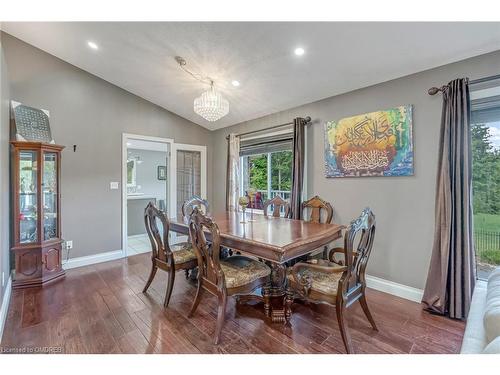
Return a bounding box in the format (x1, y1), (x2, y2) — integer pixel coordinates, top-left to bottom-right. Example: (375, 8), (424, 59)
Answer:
(122, 133), (175, 257)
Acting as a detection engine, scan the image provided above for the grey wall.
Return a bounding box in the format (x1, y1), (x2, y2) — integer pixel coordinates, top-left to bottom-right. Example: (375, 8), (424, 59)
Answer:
(126, 149), (167, 236)
(0, 33), (11, 308)
(128, 149), (168, 201)
(211, 50), (500, 290)
(2, 32), (213, 259)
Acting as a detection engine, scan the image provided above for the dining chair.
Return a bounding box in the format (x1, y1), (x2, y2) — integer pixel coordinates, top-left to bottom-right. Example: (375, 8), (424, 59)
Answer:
(142, 202), (198, 307)
(188, 207), (271, 344)
(285, 207), (378, 354)
(263, 195), (291, 218)
(302, 195), (334, 259)
(181, 195), (210, 218)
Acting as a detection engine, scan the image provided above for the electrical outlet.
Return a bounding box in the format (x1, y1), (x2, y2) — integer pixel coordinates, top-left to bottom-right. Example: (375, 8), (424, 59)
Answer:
(66, 240), (73, 250)
(110, 181), (119, 190)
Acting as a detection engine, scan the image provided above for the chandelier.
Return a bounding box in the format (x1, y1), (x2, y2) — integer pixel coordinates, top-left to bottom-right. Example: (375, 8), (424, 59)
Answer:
(175, 56), (230, 122)
(193, 81), (229, 122)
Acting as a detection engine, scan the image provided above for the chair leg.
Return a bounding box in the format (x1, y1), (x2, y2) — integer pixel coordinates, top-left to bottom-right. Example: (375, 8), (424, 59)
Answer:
(142, 262), (157, 293)
(322, 245), (329, 260)
(214, 292), (227, 345)
(188, 279), (203, 317)
(359, 294), (378, 331)
(336, 301), (354, 354)
(163, 270), (175, 308)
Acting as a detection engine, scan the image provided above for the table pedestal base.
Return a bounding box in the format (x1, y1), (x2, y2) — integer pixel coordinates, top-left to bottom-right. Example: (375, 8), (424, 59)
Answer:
(236, 261), (293, 324)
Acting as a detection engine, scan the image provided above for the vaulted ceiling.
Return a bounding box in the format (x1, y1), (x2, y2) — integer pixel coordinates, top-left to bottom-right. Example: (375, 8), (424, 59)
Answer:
(3, 22), (500, 130)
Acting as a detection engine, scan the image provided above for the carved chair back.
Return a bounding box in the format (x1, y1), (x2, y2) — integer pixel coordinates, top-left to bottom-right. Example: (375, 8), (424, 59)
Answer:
(301, 195), (334, 224)
(188, 207), (224, 287)
(144, 202), (172, 264)
(182, 195), (210, 219)
(339, 208), (376, 294)
(263, 195), (291, 218)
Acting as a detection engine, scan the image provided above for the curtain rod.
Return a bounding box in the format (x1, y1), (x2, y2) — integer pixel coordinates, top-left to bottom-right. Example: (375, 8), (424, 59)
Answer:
(428, 74), (500, 95)
(225, 116), (311, 140)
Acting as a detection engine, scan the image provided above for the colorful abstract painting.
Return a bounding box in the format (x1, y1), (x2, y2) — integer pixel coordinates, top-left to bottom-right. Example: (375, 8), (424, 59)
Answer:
(324, 105), (413, 177)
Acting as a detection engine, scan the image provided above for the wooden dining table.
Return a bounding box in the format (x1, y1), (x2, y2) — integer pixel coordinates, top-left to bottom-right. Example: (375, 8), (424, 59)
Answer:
(169, 211), (344, 322)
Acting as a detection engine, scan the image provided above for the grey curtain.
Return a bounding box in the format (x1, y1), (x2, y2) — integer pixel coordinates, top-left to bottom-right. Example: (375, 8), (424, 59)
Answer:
(422, 78), (476, 320)
(290, 117), (305, 219)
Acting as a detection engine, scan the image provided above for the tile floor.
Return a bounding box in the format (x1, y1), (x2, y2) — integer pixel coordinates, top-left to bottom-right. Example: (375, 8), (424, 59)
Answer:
(127, 234), (151, 255)
(126, 234), (189, 256)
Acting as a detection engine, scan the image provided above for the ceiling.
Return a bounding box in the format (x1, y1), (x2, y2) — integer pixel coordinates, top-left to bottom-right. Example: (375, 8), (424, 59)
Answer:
(3, 22), (500, 130)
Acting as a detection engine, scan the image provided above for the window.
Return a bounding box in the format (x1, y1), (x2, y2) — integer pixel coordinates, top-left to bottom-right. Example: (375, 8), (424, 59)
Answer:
(240, 132), (294, 214)
(470, 77), (500, 280)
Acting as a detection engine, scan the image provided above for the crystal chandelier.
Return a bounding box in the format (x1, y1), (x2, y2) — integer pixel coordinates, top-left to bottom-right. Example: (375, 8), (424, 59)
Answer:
(175, 56), (230, 122)
(193, 82), (229, 122)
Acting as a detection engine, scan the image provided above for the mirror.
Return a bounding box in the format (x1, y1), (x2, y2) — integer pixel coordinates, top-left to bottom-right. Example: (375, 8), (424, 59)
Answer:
(127, 159), (137, 187)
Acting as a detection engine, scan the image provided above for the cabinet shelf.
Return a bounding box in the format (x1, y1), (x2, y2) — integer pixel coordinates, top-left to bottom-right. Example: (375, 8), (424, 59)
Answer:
(11, 141), (66, 289)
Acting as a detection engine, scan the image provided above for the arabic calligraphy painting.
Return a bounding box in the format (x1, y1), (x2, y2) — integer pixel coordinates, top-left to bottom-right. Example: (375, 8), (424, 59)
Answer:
(324, 105), (413, 178)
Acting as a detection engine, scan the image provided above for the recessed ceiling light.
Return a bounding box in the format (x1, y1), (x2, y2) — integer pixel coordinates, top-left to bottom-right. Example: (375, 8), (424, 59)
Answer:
(294, 47), (305, 56)
(87, 41), (99, 50)
(231, 80), (240, 87)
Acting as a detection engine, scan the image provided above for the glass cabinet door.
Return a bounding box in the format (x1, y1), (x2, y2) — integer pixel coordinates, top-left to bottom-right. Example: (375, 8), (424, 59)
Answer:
(43, 152), (58, 241)
(19, 150), (38, 243)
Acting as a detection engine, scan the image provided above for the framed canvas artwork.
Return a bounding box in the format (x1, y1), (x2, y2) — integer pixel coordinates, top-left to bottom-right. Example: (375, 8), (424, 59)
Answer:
(324, 105), (413, 178)
(157, 165), (167, 180)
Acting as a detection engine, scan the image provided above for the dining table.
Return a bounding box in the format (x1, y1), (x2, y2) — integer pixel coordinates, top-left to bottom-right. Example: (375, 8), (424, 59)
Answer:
(169, 211), (344, 323)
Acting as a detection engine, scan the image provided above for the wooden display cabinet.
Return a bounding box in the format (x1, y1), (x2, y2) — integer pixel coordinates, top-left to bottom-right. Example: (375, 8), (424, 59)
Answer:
(10, 141), (65, 289)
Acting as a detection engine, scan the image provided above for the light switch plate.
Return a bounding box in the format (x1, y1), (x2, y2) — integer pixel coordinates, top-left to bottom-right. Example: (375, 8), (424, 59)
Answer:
(110, 181), (119, 190)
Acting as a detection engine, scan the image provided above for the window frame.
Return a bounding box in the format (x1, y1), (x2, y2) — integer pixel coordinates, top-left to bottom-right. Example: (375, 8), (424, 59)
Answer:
(470, 78), (500, 280)
(239, 129), (296, 216)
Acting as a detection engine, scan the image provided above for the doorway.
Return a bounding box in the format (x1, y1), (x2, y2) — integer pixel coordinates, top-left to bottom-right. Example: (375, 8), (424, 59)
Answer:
(121, 135), (207, 257)
(122, 134), (174, 257)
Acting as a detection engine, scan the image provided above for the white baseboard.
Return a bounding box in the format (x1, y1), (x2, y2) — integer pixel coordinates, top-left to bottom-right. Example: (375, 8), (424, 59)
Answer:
(0, 275), (12, 344)
(366, 275), (424, 303)
(63, 249), (125, 270)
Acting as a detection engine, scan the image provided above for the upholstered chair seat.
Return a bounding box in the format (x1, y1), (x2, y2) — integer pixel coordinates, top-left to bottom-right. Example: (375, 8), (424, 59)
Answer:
(171, 243), (197, 264)
(220, 256), (271, 288)
(287, 260), (344, 295)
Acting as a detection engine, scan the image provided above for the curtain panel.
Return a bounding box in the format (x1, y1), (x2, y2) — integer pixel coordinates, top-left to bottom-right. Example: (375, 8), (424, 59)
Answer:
(226, 133), (241, 212)
(422, 78), (476, 320)
(290, 117), (306, 219)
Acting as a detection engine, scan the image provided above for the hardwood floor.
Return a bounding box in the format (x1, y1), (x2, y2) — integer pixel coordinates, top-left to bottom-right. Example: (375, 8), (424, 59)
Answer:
(0, 253), (465, 354)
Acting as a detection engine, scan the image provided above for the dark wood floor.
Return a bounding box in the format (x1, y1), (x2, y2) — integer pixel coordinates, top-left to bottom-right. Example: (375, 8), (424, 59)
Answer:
(1, 253), (465, 354)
